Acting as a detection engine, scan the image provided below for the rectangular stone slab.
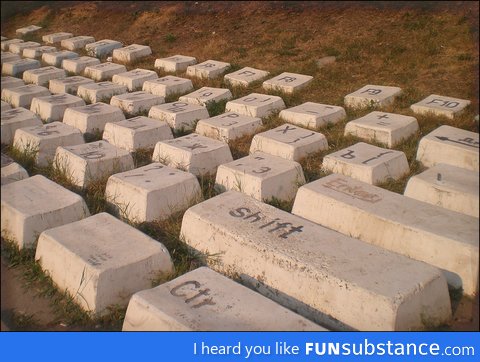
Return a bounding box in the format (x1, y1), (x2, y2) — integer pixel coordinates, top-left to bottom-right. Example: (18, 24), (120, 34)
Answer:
(1, 84), (50, 108)
(110, 91), (164, 115)
(404, 164), (479, 218)
(1, 52), (21, 65)
(105, 163), (202, 222)
(225, 93), (285, 118)
(154, 55), (197, 72)
(180, 190), (451, 331)
(1, 76), (24, 90)
(49, 75), (94, 95)
(1, 39), (23, 52)
(186, 60), (231, 79)
(42, 51), (78, 67)
(215, 152), (305, 202)
(112, 44), (152, 63)
(103, 116), (173, 152)
(279, 102), (346, 129)
(123, 267), (325, 331)
(43, 32), (73, 44)
(1, 107), (42, 144)
(148, 101), (209, 131)
(179, 87), (232, 106)
(23, 66), (66, 87)
(344, 84), (402, 108)
(2, 58), (40, 77)
(85, 39), (123, 58)
(63, 102), (125, 134)
(62, 56), (100, 75)
(84, 62), (127, 81)
(416, 125), (478, 171)
(1, 175), (89, 249)
(15, 25), (42, 36)
(35, 212), (173, 314)
(263, 72), (313, 94)
(61, 36), (95, 51)
(22, 46), (57, 59)
(30, 93), (85, 122)
(344, 111), (419, 147)
(224, 67), (270, 87)
(292, 174), (479, 296)
(8, 41), (41, 55)
(54, 140), (134, 188)
(195, 112), (262, 142)
(411, 94), (471, 119)
(142, 76), (193, 97)
(1, 157), (28, 185)
(322, 142), (410, 185)
(152, 133), (233, 176)
(77, 81), (127, 103)
(111, 68), (158, 91)
(250, 124), (328, 161)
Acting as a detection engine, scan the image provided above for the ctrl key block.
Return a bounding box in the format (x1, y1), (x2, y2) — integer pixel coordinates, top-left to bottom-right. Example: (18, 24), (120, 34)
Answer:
(123, 267), (325, 331)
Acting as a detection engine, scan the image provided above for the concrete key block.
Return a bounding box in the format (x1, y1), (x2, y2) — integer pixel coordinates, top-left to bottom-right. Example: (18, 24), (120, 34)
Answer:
(344, 111), (419, 147)
(42, 51), (79, 67)
(404, 164), (479, 218)
(53, 140), (135, 188)
(179, 87), (232, 106)
(9, 41), (41, 55)
(416, 125), (478, 171)
(195, 112), (262, 142)
(111, 68), (158, 91)
(250, 124), (328, 162)
(35, 212), (173, 314)
(85, 39), (123, 58)
(322, 142), (410, 185)
(215, 152), (305, 202)
(112, 44), (152, 64)
(103, 116), (173, 152)
(154, 55), (197, 72)
(123, 267), (325, 331)
(105, 163), (202, 222)
(411, 95), (471, 119)
(1, 107), (42, 144)
(1, 175), (89, 248)
(148, 101), (209, 131)
(180, 190), (452, 331)
(292, 174), (479, 296)
(1, 76), (24, 91)
(1, 39), (23, 52)
(225, 93), (286, 118)
(23, 46), (57, 59)
(13, 121), (84, 166)
(62, 56), (100, 75)
(30, 93), (85, 122)
(263, 72), (313, 94)
(344, 84), (402, 109)
(15, 25), (42, 36)
(186, 60), (231, 79)
(63, 102), (125, 134)
(61, 36), (95, 50)
(279, 102), (347, 129)
(224, 66), (270, 87)
(2, 58), (40, 77)
(1, 84), (50, 108)
(49, 75), (94, 95)
(142, 76), (193, 97)
(0, 37), (6, 41)
(23, 66), (66, 87)
(1, 52), (21, 65)
(84, 62), (127, 82)
(110, 91), (164, 115)
(152, 133), (233, 176)
(1, 100), (10, 112)
(42, 32), (74, 44)
(1, 154), (29, 185)
(77, 81), (127, 103)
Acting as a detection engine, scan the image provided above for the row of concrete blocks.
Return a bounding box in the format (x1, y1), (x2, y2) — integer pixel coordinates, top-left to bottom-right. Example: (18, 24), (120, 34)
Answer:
(1, 167), (477, 331)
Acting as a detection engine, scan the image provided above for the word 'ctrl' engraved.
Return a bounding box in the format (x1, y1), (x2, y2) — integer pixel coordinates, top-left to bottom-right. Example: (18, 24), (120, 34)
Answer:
(170, 281), (216, 309)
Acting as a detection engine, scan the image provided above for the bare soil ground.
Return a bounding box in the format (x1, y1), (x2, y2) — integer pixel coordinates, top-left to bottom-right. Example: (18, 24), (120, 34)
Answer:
(1, 1), (479, 331)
